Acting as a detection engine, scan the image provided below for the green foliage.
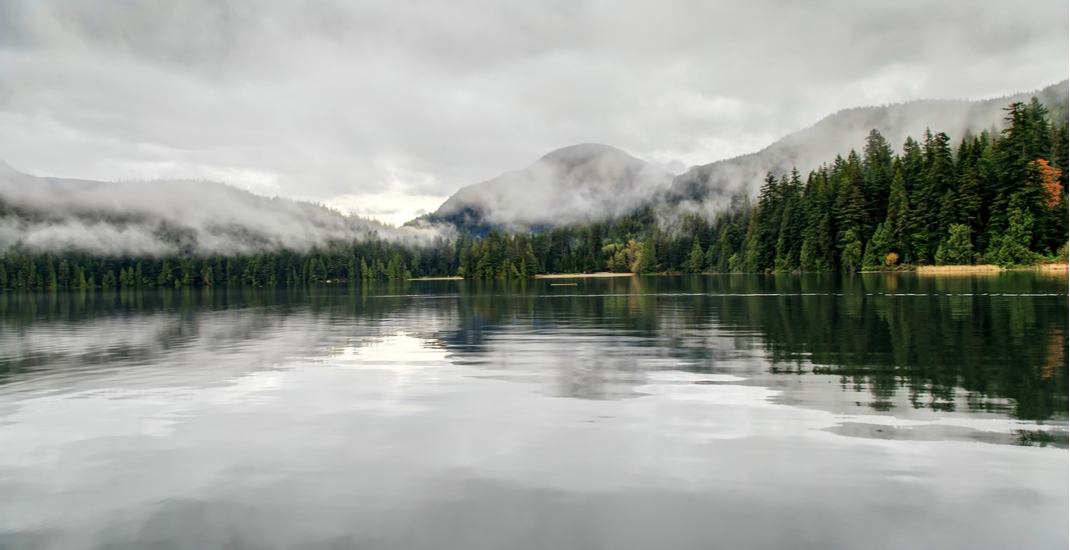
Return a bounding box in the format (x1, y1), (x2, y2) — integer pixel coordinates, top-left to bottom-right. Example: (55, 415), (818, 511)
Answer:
(862, 222), (892, 269)
(935, 224), (974, 266)
(987, 209), (1041, 267)
(637, 239), (658, 273)
(839, 229), (863, 273)
(686, 240), (705, 273)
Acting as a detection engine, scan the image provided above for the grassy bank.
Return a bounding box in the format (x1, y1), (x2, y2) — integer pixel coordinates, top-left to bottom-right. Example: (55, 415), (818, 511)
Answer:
(916, 265), (1004, 275)
(917, 263), (1068, 276)
(1028, 262), (1070, 273)
(534, 272), (636, 279)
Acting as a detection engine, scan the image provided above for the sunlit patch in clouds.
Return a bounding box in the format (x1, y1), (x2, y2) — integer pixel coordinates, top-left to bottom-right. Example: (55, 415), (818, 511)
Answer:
(326, 191), (447, 227)
(323, 156), (450, 225)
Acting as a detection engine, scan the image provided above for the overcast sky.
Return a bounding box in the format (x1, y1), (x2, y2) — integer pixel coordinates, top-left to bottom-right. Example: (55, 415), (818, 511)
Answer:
(0, 1), (1066, 225)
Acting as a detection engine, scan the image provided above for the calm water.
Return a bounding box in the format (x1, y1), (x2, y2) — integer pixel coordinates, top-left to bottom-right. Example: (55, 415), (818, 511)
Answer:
(0, 274), (1066, 549)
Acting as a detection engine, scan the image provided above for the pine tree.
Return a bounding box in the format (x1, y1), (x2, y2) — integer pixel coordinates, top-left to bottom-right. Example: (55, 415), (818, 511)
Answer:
(201, 260), (214, 287)
(885, 163), (911, 260)
(360, 258), (372, 281)
(774, 170), (804, 272)
(703, 243), (716, 272)
(347, 256), (358, 282)
(101, 270), (117, 290)
(836, 174), (867, 262)
(862, 222), (892, 269)
(987, 208), (1038, 266)
(862, 129), (894, 228)
(840, 229), (863, 273)
(938, 189), (958, 229)
(687, 240), (705, 273)
(638, 239), (658, 273)
(742, 212), (762, 272)
(956, 167), (983, 234)
(45, 257), (57, 289)
(935, 224), (974, 266)
(158, 260), (174, 287)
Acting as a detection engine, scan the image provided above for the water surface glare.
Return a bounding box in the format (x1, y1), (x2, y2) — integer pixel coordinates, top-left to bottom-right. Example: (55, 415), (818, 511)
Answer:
(0, 274), (1066, 549)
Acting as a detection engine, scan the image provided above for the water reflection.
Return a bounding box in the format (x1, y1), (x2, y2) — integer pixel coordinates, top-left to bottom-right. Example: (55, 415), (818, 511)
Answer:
(0, 274), (1066, 549)
(1, 274), (1066, 425)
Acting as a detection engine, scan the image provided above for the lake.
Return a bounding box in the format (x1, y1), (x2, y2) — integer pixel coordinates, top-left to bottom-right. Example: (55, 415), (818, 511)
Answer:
(0, 273), (1066, 549)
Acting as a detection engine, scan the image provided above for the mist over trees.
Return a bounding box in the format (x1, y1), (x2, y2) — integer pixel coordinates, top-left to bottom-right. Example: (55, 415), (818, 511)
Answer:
(0, 164), (446, 256)
(0, 97), (1066, 290)
(425, 143), (673, 233)
(450, 97), (1068, 279)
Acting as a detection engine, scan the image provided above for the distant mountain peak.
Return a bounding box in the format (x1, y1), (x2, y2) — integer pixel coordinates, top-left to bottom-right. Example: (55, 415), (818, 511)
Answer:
(425, 143), (671, 232)
(539, 143), (631, 163)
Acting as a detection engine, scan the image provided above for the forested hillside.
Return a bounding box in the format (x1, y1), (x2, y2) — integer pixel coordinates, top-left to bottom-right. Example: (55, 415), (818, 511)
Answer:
(451, 97), (1069, 278)
(665, 80), (1069, 217)
(0, 97), (1066, 289)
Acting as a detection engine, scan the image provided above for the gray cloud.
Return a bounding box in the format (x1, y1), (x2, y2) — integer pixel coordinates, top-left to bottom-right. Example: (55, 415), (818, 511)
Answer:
(0, 0), (1066, 224)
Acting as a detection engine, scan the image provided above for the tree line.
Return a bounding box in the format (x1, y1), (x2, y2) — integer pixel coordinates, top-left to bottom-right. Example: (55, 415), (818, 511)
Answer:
(0, 241), (436, 290)
(0, 98), (1066, 289)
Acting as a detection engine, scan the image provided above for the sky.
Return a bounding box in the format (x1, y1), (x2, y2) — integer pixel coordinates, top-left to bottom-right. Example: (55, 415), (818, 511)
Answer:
(0, 1), (1067, 226)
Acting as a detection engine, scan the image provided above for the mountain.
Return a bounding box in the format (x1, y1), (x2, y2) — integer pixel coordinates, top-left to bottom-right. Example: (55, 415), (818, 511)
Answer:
(0, 163), (435, 256)
(665, 80), (1070, 213)
(423, 143), (672, 233)
(421, 81), (1068, 232)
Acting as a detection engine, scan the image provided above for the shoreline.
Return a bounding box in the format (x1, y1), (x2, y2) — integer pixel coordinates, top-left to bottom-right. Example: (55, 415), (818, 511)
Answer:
(916, 263), (1068, 276)
(534, 272), (636, 279)
(916, 264), (1003, 275)
(405, 264), (1069, 282)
